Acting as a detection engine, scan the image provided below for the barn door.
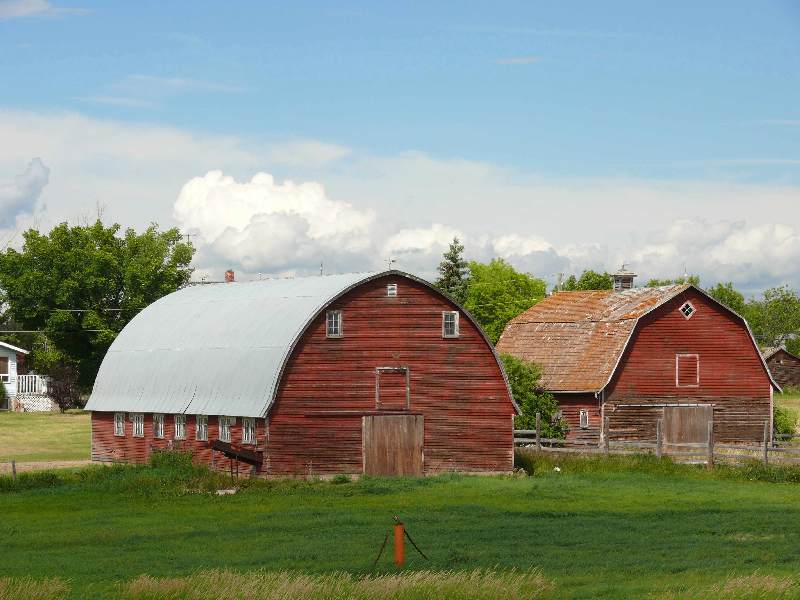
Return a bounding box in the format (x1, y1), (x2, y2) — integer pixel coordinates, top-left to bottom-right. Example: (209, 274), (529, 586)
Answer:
(662, 405), (713, 448)
(363, 415), (423, 476)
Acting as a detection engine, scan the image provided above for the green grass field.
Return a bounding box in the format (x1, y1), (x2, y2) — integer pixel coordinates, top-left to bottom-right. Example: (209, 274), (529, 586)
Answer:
(2, 453), (800, 599)
(776, 390), (800, 422)
(0, 410), (90, 462)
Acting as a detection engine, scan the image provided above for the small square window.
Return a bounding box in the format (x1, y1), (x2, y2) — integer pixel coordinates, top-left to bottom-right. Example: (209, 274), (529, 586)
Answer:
(579, 409), (589, 429)
(114, 412), (125, 437)
(174, 414), (186, 439)
(326, 310), (343, 337)
(242, 417), (256, 445)
(387, 283), (398, 297)
(131, 413), (144, 438)
(153, 414), (165, 439)
(196, 415), (208, 441)
(680, 301), (696, 319)
(442, 311), (459, 338)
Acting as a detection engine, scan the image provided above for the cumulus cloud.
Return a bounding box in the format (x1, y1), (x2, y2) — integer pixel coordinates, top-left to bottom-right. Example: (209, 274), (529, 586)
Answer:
(0, 0), (86, 20)
(0, 157), (49, 225)
(174, 171), (375, 274)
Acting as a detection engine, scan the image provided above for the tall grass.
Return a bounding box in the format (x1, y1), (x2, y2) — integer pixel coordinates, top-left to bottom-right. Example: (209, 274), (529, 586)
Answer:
(119, 569), (555, 600)
(656, 574), (800, 599)
(0, 577), (68, 600)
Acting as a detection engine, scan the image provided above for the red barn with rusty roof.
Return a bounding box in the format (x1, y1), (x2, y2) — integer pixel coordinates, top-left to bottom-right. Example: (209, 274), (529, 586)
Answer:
(763, 347), (800, 390)
(497, 275), (779, 445)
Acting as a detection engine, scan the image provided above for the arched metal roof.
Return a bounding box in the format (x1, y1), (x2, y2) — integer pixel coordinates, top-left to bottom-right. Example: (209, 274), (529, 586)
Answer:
(87, 270), (516, 417)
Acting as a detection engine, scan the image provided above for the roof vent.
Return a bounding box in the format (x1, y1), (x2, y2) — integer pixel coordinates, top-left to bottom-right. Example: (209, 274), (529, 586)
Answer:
(612, 264), (636, 292)
(224, 269), (235, 283)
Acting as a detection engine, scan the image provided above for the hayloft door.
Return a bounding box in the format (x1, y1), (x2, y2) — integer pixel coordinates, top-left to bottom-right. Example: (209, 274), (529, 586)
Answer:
(363, 415), (424, 476)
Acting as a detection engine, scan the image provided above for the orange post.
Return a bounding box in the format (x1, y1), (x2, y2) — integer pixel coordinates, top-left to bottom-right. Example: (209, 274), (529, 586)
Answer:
(393, 522), (405, 567)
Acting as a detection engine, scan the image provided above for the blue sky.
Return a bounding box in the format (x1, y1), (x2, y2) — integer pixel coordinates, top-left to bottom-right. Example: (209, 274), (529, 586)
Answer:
(0, 0), (799, 291)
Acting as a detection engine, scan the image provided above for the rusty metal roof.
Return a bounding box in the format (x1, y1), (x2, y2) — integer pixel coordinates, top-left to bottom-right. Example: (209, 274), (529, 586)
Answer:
(496, 285), (691, 392)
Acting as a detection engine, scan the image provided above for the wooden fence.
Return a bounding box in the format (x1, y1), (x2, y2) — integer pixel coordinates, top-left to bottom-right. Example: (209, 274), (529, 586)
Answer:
(515, 413), (800, 467)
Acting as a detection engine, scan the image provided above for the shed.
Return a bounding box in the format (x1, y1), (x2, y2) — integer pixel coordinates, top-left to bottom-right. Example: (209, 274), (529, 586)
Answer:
(497, 275), (778, 445)
(85, 270), (516, 476)
(763, 347), (800, 390)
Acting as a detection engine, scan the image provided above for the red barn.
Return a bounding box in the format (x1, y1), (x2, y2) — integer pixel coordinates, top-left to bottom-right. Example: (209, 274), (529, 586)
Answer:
(497, 273), (779, 444)
(763, 347), (800, 390)
(85, 271), (516, 476)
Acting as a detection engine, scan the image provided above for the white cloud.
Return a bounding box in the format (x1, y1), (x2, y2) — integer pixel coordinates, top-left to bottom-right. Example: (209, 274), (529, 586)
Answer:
(265, 140), (351, 167)
(174, 170), (375, 274)
(0, 157), (49, 225)
(0, 0), (85, 20)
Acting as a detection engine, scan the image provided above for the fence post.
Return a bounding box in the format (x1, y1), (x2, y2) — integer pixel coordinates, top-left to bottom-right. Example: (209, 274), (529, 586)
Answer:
(656, 419), (662, 460)
(11, 460), (17, 481)
(706, 420), (714, 470)
(535, 412), (541, 450)
(603, 416), (610, 456)
(763, 420), (769, 466)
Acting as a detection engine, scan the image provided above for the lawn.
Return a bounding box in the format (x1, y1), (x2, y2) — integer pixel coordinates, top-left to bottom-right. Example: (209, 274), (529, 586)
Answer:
(2, 454), (800, 599)
(0, 410), (90, 462)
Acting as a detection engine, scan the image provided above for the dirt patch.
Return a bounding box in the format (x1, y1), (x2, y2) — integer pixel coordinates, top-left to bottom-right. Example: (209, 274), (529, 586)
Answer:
(0, 460), (92, 474)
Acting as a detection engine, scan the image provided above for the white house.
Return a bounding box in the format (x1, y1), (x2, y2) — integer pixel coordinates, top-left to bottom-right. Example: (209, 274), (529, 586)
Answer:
(0, 341), (51, 411)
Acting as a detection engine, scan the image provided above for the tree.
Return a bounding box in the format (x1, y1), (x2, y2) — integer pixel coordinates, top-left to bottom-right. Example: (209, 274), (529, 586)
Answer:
(747, 286), (800, 350)
(0, 220), (194, 388)
(706, 282), (747, 315)
(463, 259), (546, 344)
(46, 361), (81, 412)
(500, 353), (566, 438)
(561, 270), (613, 291)
(647, 275), (701, 287)
(434, 237), (469, 304)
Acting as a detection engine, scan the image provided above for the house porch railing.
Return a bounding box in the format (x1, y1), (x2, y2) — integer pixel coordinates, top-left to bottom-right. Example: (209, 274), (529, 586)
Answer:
(17, 374), (49, 395)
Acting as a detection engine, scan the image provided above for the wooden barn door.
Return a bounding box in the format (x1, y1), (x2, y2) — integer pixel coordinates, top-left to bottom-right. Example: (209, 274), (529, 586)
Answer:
(363, 415), (423, 476)
(663, 405), (713, 449)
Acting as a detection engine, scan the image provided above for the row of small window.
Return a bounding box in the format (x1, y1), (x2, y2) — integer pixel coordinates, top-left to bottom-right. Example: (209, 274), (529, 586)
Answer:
(326, 310), (460, 338)
(114, 413), (257, 445)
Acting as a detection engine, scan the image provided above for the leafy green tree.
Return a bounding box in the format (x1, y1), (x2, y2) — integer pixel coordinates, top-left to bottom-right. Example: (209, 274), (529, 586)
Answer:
(647, 275), (701, 287)
(0, 220), (194, 388)
(463, 259), (546, 343)
(434, 237), (469, 304)
(706, 282), (747, 315)
(561, 270), (613, 291)
(747, 285), (800, 350)
(500, 353), (566, 438)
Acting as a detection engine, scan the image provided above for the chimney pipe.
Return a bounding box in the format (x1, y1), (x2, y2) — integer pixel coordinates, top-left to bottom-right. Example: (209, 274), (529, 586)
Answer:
(224, 269), (235, 283)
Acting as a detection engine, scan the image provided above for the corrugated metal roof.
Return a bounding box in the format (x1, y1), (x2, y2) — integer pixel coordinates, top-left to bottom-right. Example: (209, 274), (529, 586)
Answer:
(86, 271), (384, 417)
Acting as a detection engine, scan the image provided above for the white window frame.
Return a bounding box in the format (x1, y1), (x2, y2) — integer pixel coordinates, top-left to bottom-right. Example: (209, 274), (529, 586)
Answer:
(442, 311), (460, 338)
(679, 301), (696, 320)
(242, 417), (256, 445)
(326, 310), (343, 338)
(174, 414), (187, 440)
(131, 413), (144, 438)
(579, 409), (589, 429)
(196, 415), (208, 441)
(114, 412), (125, 437)
(153, 414), (165, 439)
(387, 283), (398, 297)
(219, 416), (235, 443)
(676, 353), (700, 388)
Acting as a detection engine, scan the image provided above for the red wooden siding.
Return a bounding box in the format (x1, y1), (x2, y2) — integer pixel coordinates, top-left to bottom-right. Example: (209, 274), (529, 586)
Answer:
(554, 393), (601, 443)
(605, 290), (772, 442)
(266, 275), (514, 475)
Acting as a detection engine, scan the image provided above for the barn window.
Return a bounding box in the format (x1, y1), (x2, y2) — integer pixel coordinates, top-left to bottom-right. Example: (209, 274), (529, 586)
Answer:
(676, 353), (700, 387)
(387, 283), (398, 297)
(114, 412), (125, 437)
(442, 311), (459, 338)
(679, 301), (696, 319)
(326, 310), (343, 338)
(131, 413), (144, 438)
(0, 357), (8, 382)
(174, 414), (186, 439)
(579, 409), (589, 429)
(219, 416), (235, 442)
(196, 415), (208, 441)
(242, 417), (256, 445)
(153, 414), (165, 439)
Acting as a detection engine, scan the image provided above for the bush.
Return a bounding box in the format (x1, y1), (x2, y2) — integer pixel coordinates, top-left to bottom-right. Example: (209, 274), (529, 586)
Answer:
(501, 354), (567, 438)
(148, 449), (194, 470)
(774, 405), (797, 436)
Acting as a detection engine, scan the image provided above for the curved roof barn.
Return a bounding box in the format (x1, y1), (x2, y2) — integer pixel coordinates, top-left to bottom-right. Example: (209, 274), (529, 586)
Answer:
(87, 270), (510, 417)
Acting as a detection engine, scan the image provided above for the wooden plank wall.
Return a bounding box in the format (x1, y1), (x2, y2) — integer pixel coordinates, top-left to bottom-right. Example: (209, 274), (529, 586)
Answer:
(267, 275), (515, 476)
(766, 351), (800, 389)
(553, 394), (601, 443)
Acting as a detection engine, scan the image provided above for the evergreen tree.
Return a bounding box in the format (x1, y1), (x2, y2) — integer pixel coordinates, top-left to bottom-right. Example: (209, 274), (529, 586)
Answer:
(434, 237), (469, 304)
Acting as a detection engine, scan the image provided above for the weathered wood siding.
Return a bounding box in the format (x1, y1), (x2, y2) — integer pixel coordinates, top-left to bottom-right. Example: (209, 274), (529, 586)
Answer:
(553, 393), (601, 443)
(766, 350), (800, 390)
(605, 290), (772, 442)
(266, 275), (515, 476)
(91, 412), (267, 472)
